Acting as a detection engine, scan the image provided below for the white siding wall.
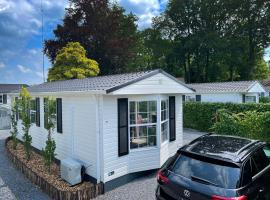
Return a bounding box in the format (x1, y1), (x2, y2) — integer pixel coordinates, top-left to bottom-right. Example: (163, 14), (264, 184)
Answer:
(102, 94), (183, 183)
(17, 94), (98, 179)
(110, 73), (193, 95)
(263, 92), (270, 97)
(201, 93), (243, 103)
(0, 93), (12, 109)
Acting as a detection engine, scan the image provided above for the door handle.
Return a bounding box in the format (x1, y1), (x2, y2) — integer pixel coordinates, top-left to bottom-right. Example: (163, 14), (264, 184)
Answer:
(259, 188), (265, 193)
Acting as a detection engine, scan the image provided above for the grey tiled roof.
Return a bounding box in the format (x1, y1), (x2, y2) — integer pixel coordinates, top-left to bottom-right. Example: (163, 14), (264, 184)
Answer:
(0, 84), (28, 93)
(187, 81), (259, 93)
(22, 69), (191, 94)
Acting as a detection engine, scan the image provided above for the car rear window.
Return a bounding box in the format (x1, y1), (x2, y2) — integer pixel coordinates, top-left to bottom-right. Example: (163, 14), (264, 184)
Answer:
(172, 155), (241, 189)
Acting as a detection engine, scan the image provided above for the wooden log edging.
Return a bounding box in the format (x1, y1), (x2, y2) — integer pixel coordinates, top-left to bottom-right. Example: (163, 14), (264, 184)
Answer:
(5, 137), (104, 200)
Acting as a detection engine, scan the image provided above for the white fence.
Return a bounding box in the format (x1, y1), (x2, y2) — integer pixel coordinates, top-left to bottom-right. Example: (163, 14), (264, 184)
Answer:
(0, 106), (11, 130)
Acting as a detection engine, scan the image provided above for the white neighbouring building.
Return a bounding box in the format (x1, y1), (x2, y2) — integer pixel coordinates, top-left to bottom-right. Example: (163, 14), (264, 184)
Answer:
(12, 69), (194, 191)
(0, 84), (28, 109)
(185, 81), (266, 103)
(0, 84), (27, 130)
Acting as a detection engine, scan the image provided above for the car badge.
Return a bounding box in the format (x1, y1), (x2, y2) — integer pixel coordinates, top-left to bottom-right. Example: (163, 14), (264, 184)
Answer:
(183, 189), (191, 198)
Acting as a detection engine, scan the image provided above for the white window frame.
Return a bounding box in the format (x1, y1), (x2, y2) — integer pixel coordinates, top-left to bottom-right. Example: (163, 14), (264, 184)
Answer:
(185, 95), (195, 102)
(30, 99), (36, 124)
(161, 99), (169, 143)
(44, 98), (57, 128)
(129, 100), (157, 150)
(245, 95), (256, 103)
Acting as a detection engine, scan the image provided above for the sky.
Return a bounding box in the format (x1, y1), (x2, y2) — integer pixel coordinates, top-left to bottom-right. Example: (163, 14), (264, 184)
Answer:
(0, 0), (269, 85)
(0, 0), (168, 84)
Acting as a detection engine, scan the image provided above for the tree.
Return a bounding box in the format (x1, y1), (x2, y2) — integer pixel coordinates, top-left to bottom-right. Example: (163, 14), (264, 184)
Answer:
(236, 0), (270, 79)
(44, 0), (140, 75)
(10, 99), (19, 150)
(149, 0), (270, 82)
(42, 98), (57, 171)
(48, 42), (100, 81)
(251, 58), (270, 80)
(19, 87), (32, 160)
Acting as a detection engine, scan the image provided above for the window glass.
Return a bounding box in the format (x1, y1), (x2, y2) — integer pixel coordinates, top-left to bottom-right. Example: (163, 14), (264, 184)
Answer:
(161, 121), (169, 142)
(263, 145), (270, 158)
(245, 96), (256, 103)
(44, 98), (56, 129)
(161, 99), (169, 143)
(172, 155), (241, 189)
(252, 148), (269, 174)
(0, 95), (2, 103)
(30, 99), (36, 124)
(241, 159), (258, 186)
(185, 96), (195, 102)
(129, 101), (157, 149)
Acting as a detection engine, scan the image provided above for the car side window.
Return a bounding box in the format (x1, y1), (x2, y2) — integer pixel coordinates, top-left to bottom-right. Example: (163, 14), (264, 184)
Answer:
(241, 159), (252, 186)
(251, 148), (269, 176)
(263, 145), (270, 160)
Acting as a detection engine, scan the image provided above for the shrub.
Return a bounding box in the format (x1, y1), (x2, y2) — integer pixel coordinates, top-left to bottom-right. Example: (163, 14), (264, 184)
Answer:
(43, 139), (56, 171)
(259, 96), (270, 103)
(18, 87), (32, 160)
(183, 102), (270, 132)
(42, 98), (57, 171)
(212, 109), (270, 142)
(10, 100), (18, 149)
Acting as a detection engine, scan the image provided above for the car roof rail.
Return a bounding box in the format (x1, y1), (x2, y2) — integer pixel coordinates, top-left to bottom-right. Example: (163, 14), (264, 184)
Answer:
(236, 140), (261, 155)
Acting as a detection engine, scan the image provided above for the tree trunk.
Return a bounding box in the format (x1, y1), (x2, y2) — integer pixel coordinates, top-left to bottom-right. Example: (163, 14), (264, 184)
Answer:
(205, 49), (210, 82)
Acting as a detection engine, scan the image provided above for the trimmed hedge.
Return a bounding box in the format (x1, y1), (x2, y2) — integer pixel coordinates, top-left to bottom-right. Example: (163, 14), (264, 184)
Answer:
(212, 110), (270, 142)
(183, 102), (270, 132)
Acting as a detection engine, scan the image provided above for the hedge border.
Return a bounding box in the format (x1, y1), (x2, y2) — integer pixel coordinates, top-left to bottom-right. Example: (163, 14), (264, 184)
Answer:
(5, 137), (104, 200)
(183, 102), (270, 132)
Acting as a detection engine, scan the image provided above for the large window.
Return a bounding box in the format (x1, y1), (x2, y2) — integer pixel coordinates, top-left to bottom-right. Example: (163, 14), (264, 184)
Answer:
(44, 98), (56, 129)
(130, 101), (157, 149)
(161, 100), (169, 143)
(0, 95), (2, 104)
(245, 96), (256, 103)
(30, 99), (36, 124)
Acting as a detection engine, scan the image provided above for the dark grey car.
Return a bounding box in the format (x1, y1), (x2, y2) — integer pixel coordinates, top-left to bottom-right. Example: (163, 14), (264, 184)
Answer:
(156, 134), (270, 200)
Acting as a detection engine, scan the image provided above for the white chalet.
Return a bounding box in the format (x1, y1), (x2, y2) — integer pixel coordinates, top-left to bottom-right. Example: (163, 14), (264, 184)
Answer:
(185, 81), (265, 103)
(12, 69), (194, 191)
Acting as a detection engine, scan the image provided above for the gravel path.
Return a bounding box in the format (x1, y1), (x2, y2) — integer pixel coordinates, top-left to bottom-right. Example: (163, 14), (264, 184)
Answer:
(95, 128), (206, 200)
(0, 130), (50, 200)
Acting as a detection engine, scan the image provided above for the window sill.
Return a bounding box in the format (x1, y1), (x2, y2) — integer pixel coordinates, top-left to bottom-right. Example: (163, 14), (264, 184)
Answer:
(161, 140), (169, 147)
(130, 146), (159, 153)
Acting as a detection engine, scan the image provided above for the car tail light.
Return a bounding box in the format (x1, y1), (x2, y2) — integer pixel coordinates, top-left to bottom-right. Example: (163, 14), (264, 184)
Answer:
(157, 170), (169, 184)
(212, 195), (248, 200)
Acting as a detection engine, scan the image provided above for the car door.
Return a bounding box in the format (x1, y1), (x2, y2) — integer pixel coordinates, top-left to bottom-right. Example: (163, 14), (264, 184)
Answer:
(262, 145), (270, 200)
(250, 146), (270, 200)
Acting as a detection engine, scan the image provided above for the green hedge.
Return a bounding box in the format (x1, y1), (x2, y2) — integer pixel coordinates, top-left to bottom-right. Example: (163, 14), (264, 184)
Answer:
(212, 110), (270, 142)
(183, 102), (270, 132)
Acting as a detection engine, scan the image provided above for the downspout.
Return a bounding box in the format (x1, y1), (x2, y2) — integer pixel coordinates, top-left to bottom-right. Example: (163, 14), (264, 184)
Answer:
(71, 106), (75, 157)
(95, 94), (103, 183)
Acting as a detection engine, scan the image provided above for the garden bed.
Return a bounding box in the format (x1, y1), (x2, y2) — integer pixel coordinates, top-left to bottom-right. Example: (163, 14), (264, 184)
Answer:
(5, 137), (103, 200)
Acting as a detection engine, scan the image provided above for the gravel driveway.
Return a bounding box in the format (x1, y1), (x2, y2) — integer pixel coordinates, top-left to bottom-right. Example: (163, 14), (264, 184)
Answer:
(95, 128), (205, 200)
(0, 130), (50, 200)
(0, 129), (204, 200)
